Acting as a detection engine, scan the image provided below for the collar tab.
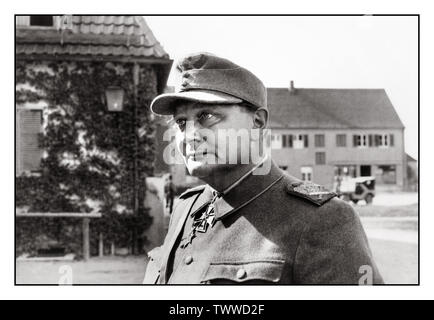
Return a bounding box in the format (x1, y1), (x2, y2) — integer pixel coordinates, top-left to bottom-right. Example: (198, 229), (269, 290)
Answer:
(286, 180), (336, 206)
(179, 185), (206, 199)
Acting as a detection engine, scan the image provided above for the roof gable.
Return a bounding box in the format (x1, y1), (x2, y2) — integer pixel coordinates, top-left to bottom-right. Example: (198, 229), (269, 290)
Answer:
(267, 88), (404, 129)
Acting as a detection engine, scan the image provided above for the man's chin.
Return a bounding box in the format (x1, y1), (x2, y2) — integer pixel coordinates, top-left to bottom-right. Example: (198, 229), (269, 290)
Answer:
(187, 163), (216, 178)
(186, 159), (226, 178)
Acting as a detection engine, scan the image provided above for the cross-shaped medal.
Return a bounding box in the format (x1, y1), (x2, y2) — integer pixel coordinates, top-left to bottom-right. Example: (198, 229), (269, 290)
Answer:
(180, 192), (219, 248)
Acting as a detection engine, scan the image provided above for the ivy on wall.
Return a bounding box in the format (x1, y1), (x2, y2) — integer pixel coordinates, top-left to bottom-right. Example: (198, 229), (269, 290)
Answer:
(16, 60), (159, 257)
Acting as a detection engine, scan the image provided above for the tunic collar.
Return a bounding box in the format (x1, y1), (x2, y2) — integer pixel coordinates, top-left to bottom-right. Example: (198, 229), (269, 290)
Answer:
(190, 158), (284, 221)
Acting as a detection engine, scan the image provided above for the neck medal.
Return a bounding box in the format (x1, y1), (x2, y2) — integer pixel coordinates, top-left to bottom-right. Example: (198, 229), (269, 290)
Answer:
(180, 191), (220, 249)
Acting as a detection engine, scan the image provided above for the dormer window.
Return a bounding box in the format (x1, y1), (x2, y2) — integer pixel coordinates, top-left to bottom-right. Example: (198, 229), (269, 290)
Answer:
(30, 15), (53, 27)
(16, 15), (55, 28)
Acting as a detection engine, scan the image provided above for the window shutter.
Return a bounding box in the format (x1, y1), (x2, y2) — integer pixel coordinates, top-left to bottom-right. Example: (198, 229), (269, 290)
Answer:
(288, 134), (293, 148)
(315, 134), (325, 147)
(315, 152), (326, 165)
(369, 134), (373, 147)
(16, 110), (21, 175)
(282, 135), (287, 148)
(314, 134), (322, 147)
(341, 134), (347, 147)
(19, 109), (43, 172)
(304, 134), (309, 148)
(376, 134), (382, 146)
(336, 134), (346, 147)
(353, 135), (357, 147)
(390, 134), (394, 146)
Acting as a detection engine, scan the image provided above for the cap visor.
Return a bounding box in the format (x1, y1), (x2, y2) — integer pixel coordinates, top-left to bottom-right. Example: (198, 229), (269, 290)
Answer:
(150, 90), (242, 115)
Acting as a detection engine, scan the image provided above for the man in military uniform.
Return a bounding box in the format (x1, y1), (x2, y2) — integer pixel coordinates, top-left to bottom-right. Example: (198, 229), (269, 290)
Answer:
(143, 52), (383, 284)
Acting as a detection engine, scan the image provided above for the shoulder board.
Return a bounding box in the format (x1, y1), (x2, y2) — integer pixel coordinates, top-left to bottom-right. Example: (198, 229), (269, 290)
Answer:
(286, 180), (337, 206)
(179, 185), (206, 199)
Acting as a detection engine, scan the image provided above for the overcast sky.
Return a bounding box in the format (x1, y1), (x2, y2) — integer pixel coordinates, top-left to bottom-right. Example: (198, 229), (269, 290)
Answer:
(146, 16), (418, 159)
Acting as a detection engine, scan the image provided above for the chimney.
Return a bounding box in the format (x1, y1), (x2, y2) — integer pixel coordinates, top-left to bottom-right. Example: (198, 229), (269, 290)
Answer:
(289, 80), (296, 95)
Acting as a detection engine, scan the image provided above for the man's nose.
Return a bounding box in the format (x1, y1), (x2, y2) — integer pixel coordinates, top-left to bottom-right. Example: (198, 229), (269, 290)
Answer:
(177, 120), (204, 156)
(184, 120), (203, 146)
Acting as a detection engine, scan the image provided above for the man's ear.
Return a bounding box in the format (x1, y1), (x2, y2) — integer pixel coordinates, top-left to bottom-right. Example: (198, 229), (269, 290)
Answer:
(253, 108), (268, 129)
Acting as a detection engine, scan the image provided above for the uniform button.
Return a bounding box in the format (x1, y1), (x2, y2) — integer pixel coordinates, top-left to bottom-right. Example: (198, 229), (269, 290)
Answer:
(181, 80), (189, 87)
(183, 72), (191, 78)
(185, 255), (193, 265)
(236, 268), (247, 279)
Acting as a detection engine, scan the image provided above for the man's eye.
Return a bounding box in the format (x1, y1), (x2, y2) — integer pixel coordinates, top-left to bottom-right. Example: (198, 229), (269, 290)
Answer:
(198, 113), (219, 126)
(199, 113), (213, 120)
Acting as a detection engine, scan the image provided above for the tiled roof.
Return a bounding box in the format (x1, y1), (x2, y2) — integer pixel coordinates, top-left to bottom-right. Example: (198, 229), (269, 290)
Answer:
(268, 88), (404, 129)
(16, 43), (167, 58)
(406, 153), (417, 162)
(71, 16), (147, 36)
(16, 16), (169, 60)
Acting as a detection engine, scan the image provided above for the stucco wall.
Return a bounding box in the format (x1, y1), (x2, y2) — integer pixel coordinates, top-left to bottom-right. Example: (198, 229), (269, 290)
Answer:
(166, 127), (405, 190)
(271, 128), (405, 188)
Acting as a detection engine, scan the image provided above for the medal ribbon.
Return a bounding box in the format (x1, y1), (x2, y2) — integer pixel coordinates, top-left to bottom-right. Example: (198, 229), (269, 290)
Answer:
(180, 155), (268, 248)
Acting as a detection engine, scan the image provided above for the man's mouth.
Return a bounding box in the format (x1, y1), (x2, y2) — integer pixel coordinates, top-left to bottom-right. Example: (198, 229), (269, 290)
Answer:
(187, 151), (213, 161)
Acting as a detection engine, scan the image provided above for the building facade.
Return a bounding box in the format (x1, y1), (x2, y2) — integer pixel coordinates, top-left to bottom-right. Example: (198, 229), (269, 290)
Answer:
(270, 128), (404, 189)
(165, 83), (406, 191)
(15, 15), (172, 175)
(268, 84), (406, 190)
(16, 15), (172, 176)
(15, 15), (172, 257)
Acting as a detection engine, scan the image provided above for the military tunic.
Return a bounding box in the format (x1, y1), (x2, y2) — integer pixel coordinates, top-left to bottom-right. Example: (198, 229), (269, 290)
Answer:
(143, 162), (383, 284)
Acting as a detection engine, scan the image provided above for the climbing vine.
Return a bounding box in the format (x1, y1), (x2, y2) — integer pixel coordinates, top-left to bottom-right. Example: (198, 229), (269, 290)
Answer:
(16, 60), (158, 257)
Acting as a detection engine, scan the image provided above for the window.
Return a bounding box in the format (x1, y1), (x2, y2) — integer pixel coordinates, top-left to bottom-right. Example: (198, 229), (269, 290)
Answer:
(271, 133), (282, 149)
(336, 134), (347, 147)
(379, 135), (388, 147)
(374, 134), (395, 148)
(353, 134), (395, 148)
(334, 165), (357, 178)
(353, 134), (368, 147)
(315, 152), (326, 165)
(30, 16), (54, 27)
(375, 165), (397, 184)
(360, 165), (372, 177)
(16, 16), (57, 28)
(282, 134), (292, 148)
(16, 109), (43, 174)
(301, 167), (313, 182)
(282, 134), (308, 149)
(294, 134), (308, 149)
(314, 134), (325, 147)
(334, 165), (357, 193)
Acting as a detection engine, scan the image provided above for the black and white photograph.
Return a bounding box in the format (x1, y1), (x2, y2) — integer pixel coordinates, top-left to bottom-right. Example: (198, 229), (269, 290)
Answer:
(13, 14), (419, 287)
(4, 1), (431, 303)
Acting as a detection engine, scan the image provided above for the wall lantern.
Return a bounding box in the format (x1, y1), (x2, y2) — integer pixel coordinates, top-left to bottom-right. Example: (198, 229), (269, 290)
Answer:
(105, 86), (124, 112)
